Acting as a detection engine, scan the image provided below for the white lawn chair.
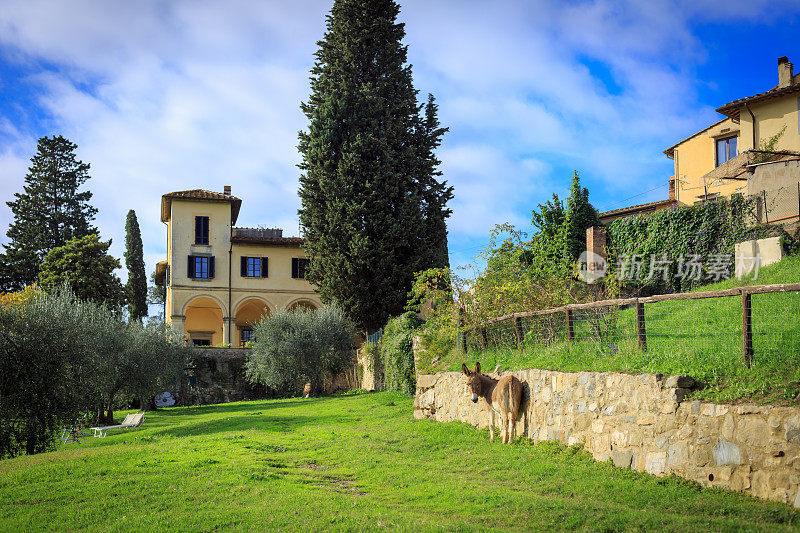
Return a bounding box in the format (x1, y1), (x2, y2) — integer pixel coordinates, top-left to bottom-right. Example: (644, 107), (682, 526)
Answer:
(89, 412), (144, 438)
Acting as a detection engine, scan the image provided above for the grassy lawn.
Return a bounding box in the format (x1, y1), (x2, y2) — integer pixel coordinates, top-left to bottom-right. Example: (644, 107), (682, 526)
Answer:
(421, 255), (800, 405)
(1, 393), (799, 531)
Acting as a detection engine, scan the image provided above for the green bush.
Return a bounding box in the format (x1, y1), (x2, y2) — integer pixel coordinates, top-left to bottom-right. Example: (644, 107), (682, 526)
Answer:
(245, 305), (355, 396)
(382, 312), (421, 395)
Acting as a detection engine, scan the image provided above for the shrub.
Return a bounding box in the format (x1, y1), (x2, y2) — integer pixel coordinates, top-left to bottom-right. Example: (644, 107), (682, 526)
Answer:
(245, 305), (355, 396)
(382, 312), (420, 395)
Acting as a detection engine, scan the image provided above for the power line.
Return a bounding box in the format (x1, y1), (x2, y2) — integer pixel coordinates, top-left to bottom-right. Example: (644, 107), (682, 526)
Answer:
(599, 184), (667, 211)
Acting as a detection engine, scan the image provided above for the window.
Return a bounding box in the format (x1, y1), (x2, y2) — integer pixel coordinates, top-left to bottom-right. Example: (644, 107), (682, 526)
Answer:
(195, 216), (209, 245)
(716, 136), (737, 167)
(292, 258), (310, 279)
(188, 255), (215, 279)
(240, 327), (254, 347)
(240, 256), (268, 278)
(192, 338), (211, 347)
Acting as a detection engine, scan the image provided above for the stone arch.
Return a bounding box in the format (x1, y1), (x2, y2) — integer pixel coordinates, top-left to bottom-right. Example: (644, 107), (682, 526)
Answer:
(234, 297), (272, 347)
(286, 298), (319, 313)
(183, 296), (225, 346)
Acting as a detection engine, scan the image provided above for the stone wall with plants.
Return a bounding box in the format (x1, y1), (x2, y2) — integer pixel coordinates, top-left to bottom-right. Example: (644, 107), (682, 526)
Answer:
(414, 369), (800, 508)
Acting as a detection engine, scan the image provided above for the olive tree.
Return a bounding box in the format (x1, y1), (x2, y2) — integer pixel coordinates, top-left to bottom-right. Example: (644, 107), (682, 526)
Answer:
(245, 305), (355, 396)
(0, 285), (189, 457)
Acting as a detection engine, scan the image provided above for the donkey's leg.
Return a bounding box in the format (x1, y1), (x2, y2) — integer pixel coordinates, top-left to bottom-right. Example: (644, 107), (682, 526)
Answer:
(489, 409), (495, 442)
(508, 412), (515, 443)
(500, 412), (508, 443)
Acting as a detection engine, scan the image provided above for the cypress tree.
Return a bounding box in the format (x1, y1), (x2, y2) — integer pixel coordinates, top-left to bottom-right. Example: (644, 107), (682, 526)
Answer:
(561, 171), (600, 265)
(124, 210), (148, 320)
(0, 135), (98, 290)
(298, 0), (452, 332)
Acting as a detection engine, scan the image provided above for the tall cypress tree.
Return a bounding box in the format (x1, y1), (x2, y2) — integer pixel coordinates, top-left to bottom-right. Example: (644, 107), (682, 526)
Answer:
(298, 0), (452, 332)
(416, 94), (453, 269)
(124, 210), (148, 320)
(561, 171), (600, 265)
(0, 136), (97, 290)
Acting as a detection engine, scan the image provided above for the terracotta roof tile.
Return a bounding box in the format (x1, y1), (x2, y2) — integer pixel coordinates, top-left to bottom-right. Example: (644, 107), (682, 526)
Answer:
(599, 199), (677, 221)
(717, 83), (800, 120)
(161, 189), (242, 223)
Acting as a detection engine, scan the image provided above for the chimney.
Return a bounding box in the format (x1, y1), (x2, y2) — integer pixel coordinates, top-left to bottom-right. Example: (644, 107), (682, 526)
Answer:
(778, 56), (793, 88)
(223, 185), (231, 196)
(669, 176), (676, 201)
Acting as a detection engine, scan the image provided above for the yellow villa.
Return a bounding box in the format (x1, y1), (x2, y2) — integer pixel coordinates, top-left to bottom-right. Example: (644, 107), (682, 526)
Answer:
(664, 56), (800, 206)
(154, 186), (322, 347)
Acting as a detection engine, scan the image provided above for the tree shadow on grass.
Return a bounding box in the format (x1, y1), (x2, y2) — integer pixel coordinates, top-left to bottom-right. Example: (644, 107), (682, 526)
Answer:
(152, 410), (360, 439)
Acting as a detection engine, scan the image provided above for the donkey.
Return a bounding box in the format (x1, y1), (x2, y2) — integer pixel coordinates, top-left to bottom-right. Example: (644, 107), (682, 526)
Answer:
(462, 363), (523, 444)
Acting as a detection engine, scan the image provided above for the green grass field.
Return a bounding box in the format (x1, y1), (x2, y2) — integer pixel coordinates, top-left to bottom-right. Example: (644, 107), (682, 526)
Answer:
(421, 255), (800, 405)
(2, 393), (799, 531)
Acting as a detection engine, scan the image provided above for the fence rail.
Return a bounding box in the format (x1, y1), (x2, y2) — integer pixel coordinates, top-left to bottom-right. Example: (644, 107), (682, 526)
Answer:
(462, 282), (800, 367)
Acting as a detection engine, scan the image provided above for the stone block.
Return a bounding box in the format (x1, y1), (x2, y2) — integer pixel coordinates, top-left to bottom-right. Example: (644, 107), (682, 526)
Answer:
(417, 388), (435, 410)
(416, 374), (438, 389)
(665, 375), (695, 389)
(737, 418), (770, 448)
(612, 449), (633, 468)
(713, 438), (742, 466)
(785, 414), (800, 444)
(645, 452), (667, 475)
(668, 442), (688, 467)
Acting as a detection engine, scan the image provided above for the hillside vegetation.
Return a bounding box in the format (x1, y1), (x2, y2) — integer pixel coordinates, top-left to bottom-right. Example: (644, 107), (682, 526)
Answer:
(420, 255), (800, 405)
(1, 394), (799, 531)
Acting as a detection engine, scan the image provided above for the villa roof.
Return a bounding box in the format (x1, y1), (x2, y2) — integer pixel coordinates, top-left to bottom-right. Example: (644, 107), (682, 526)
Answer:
(160, 189), (242, 223)
(700, 150), (800, 185)
(231, 227), (305, 246)
(598, 199), (678, 224)
(717, 83), (800, 120)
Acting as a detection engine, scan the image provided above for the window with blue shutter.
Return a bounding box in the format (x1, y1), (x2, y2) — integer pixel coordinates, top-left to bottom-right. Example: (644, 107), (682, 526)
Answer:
(188, 255), (214, 279)
(195, 216), (209, 245)
(292, 258), (309, 279)
(241, 257), (268, 278)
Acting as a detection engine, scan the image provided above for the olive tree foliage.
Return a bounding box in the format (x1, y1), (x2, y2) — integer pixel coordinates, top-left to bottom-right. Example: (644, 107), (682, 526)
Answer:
(0, 285), (189, 458)
(245, 305), (355, 396)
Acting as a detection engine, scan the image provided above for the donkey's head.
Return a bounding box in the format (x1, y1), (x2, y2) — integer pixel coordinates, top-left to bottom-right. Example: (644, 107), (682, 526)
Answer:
(462, 362), (483, 403)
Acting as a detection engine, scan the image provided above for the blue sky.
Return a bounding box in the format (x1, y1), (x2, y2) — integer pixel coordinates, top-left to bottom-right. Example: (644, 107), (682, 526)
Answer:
(1, 0), (800, 282)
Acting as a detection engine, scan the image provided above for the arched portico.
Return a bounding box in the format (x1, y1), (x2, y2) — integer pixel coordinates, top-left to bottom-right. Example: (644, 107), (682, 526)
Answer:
(184, 296), (225, 346)
(286, 299), (319, 313)
(235, 298), (271, 347)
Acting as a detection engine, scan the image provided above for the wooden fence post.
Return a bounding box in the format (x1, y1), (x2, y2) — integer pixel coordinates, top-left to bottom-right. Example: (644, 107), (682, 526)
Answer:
(565, 309), (574, 342)
(513, 316), (524, 348)
(742, 291), (753, 368)
(635, 300), (647, 352)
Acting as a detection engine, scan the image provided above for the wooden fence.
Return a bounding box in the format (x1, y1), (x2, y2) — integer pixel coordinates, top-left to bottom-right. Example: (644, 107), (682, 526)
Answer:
(461, 282), (800, 367)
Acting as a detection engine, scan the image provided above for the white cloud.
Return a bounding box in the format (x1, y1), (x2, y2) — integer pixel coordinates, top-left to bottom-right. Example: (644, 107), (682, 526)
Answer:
(0, 0), (796, 278)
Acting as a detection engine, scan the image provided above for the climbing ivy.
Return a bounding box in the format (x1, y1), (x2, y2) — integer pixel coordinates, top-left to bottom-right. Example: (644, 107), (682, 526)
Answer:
(606, 195), (794, 293)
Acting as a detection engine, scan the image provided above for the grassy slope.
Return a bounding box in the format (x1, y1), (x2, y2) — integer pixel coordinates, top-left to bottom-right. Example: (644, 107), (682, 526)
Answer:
(421, 255), (800, 405)
(1, 394), (799, 532)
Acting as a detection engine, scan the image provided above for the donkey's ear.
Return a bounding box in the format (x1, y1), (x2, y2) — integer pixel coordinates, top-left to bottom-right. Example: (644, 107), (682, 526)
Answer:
(461, 363), (470, 375)
(475, 362), (481, 374)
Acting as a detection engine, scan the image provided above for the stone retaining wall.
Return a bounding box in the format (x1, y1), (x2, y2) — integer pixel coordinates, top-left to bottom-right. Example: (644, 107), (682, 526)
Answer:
(414, 369), (800, 507)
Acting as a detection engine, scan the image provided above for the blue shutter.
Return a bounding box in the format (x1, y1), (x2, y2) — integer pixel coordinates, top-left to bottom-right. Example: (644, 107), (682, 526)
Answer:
(209, 256), (215, 278)
(241, 256), (248, 277)
(261, 257), (268, 278)
(188, 255), (195, 278)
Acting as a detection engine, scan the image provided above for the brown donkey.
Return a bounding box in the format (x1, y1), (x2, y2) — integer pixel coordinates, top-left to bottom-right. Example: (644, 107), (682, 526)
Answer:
(462, 363), (523, 444)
